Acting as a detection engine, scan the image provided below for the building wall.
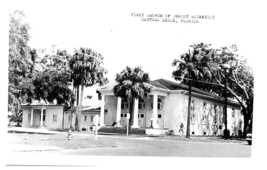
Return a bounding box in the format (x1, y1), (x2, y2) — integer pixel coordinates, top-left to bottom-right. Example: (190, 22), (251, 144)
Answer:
(22, 106), (64, 129)
(22, 107), (31, 127)
(44, 106), (63, 129)
(104, 96), (165, 128)
(101, 92), (243, 136)
(163, 92), (243, 136)
(104, 96), (117, 125)
(63, 111), (100, 129)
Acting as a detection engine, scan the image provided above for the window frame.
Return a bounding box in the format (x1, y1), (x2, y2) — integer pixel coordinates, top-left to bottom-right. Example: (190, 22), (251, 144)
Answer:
(121, 99), (129, 110)
(150, 98), (163, 110)
(28, 113), (31, 121)
(138, 99), (145, 110)
(53, 115), (57, 122)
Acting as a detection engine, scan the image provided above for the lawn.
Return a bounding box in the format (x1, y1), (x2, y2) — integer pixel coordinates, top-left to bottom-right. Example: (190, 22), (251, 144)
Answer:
(153, 135), (248, 144)
(8, 133), (124, 149)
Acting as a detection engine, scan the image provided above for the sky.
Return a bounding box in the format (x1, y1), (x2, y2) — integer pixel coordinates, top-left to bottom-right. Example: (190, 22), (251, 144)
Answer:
(2, 0), (267, 167)
(7, 0), (262, 98)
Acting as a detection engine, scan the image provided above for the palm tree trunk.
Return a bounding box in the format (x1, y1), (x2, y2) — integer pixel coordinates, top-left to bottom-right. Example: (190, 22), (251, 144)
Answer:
(75, 85), (80, 130)
(78, 83), (84, 131)
(70, 85), (76, 130)
(128, 100), (134, 133)
(186, 73), (191, 138)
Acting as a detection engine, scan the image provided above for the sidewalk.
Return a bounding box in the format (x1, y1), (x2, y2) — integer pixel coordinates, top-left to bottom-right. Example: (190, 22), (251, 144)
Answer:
(7, 144), (63, 152)
(7, 127), (62, 135)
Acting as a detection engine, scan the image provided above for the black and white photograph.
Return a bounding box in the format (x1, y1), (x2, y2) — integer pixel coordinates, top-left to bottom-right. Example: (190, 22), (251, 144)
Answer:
(3, 0), (266, 169)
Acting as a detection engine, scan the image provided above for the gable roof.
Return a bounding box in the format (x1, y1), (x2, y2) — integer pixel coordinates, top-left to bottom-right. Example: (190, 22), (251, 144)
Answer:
(96, 78), (239, 107)
(152, 79), (239, 107)
(153, 79), (219, 97)
(21, 100), (61, 106)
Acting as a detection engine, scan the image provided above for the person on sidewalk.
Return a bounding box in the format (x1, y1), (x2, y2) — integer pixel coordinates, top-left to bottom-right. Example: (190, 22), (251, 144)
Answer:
(179, 123), (184, 136)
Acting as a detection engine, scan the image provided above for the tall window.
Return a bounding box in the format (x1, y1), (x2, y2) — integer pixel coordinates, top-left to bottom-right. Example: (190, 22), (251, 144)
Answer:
(84, 115), (87, 121)
(91, 116), (94, 122)
(53, 115), (57, 122)
(121, 99), (129, 109)
(39, 110), (46, 121)
(190, 99), (196, 123)
(138, 99), (145, 110)
(68, 115), (71, 122)
(28, 113), (31, 121)
(150, 98), (163, 110)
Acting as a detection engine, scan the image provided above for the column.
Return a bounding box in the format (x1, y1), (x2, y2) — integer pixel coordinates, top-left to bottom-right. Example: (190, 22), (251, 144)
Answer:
(40, 108), (43, 127)
(100, 95), (105, 126)
(153, 94), (159, 128)
(132, 98), (139, 128)
(30, 109), (33, 126)
(116, 97), (122, 127)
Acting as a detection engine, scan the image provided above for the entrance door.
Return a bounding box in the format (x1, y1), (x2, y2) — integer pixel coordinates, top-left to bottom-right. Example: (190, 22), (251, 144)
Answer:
(120, 113), (127, 127)
(39, 110), (46, 127)
(138, 113), (145, 128)
(157, 113), (164, 128)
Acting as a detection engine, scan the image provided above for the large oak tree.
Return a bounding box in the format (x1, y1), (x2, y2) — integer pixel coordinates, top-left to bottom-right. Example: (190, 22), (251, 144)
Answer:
(172, 43), (254, 137)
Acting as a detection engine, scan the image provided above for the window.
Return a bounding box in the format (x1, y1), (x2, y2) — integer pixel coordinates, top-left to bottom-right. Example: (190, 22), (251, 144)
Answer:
(121, 114), (124, 117)
(141, 114), (144, 118)
(28, 113), (31, 121)
(68, 115), (71, 122)
(190, 99), (196, 123)
(138, 99), (145, 110)
(190, 114), (197, 123)
(158, 114), (162, 118)
(91, 116), (94, 122)
(150, 98), (163, 110)
(121, 99), (129, 109)
(43, 110), (46, 121)
(84, 115), (87, 121)
(232, 108), (235, 117)
(39, 110), (46, 121)
(53, 115), (57, 122)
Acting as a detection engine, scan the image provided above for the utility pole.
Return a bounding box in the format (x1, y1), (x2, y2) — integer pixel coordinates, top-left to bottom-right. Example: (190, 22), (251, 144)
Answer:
(186, 72), (191, 138)
(221, 64), (230, 139)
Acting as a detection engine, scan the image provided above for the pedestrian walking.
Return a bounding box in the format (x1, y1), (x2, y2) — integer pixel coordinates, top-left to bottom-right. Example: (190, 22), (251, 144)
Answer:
(179, 123), (184, 136)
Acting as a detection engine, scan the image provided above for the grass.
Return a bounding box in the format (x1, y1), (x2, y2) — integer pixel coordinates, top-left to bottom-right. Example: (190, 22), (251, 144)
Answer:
(8, 133), (124, 149)
(153, 135), (248, 144)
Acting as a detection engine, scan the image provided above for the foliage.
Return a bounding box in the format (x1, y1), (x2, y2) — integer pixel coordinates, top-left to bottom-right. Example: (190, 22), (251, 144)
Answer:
(69, 47), (108, 87)
(114, 66), (152, 101)
(69, 47), (108, 130)
(33, 49), (75, 109)
(172, 43), (254, 136)
(8, 10), (35, 114)
(113, 66), (152, 125)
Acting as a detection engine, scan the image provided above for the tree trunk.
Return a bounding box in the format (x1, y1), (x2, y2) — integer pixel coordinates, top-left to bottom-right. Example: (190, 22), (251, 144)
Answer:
(128, 100), (134, 133)
(78, 84), (84, 131)
(70, 86), (76, 130)
(186, 74), (191, 138)
(75, 85), (80, 131)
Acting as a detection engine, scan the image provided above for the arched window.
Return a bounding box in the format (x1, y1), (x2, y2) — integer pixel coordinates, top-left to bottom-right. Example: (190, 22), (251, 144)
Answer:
(150, 98), (163, 110)
(121, 98), (129, 109)
(138, 98), (145, 110)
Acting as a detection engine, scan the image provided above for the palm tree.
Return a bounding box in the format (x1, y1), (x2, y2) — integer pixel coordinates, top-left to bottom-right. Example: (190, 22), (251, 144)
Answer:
(69, 47), (108, 131)
(113, 66), (152, 131)
(172, 43), (210, 138)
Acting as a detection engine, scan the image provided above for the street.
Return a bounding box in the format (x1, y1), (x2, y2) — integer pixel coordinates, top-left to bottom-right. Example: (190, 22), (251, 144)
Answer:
(7, 133), (251, 157)
(56, 135), (251, 157)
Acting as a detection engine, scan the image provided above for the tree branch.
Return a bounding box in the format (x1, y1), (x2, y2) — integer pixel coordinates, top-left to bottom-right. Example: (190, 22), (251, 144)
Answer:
(206, 64), (247, 108)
